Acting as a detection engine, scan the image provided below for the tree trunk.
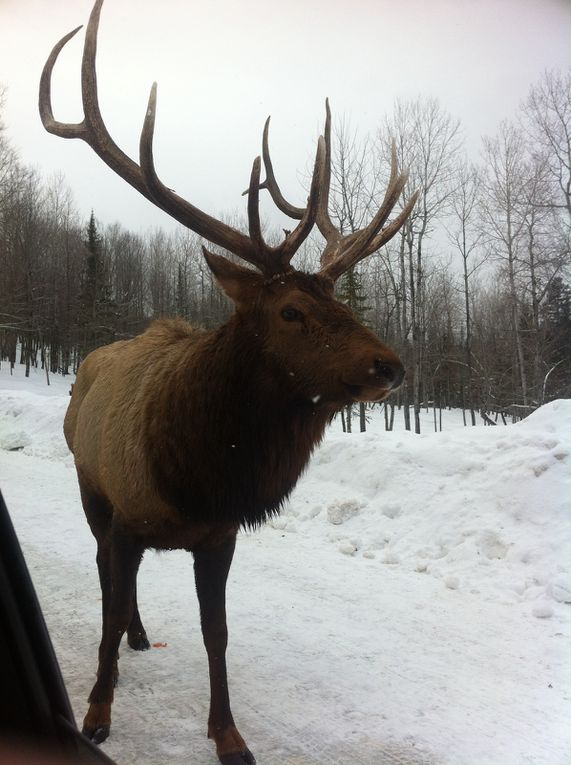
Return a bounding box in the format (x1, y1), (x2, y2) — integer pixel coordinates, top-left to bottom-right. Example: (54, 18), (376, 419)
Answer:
(359, 402), (366, 432)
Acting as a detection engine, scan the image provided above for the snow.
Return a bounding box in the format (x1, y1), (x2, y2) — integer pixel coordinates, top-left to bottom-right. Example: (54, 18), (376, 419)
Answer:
(1, 360), (570, 765)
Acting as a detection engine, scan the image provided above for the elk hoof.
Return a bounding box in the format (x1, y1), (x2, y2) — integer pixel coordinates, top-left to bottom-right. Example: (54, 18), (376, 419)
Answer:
(219, 749), (256, 765)
(128, 634), (151, 651)
(82, 724), (110, 745)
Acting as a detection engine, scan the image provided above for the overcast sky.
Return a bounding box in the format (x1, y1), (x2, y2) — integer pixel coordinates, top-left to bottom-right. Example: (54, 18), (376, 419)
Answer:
(1, 0), (570, 237)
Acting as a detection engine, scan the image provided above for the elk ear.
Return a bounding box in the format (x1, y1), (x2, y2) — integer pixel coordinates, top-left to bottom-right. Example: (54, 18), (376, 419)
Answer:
(202, 248), (264, 305)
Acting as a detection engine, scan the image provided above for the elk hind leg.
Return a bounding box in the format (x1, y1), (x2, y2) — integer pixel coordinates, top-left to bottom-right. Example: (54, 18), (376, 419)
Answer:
(80, 480), (149, 657)
(127, 578), (150, 651)
(83, 518), (144, 744)
(78, 481), (121, 685)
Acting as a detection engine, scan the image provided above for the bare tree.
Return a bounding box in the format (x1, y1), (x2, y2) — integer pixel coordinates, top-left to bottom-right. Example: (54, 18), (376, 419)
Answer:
(42, 174), (83, 373)
(481, 103), (570, 409)
(381, 97), (462, 432)
(446, 160), (486, 423)
(522, 69), (571, 220)
(480, 121), (531, 403)
(328, 116), (380, 431)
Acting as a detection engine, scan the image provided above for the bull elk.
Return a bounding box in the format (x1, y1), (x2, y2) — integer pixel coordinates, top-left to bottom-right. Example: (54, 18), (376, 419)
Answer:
(39, 1), (418, 762)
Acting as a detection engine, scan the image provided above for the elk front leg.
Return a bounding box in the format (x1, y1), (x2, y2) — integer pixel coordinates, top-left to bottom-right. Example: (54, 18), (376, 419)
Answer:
(193, 533), (255, 765)
(83, 520), (144, 744)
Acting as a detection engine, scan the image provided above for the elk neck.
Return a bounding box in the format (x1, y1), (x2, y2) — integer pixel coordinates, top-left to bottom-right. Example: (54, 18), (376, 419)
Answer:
(145, 313), (332, 529)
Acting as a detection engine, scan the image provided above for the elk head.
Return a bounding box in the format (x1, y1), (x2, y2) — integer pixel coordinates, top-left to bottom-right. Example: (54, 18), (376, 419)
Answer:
(39, 0), (418, 408)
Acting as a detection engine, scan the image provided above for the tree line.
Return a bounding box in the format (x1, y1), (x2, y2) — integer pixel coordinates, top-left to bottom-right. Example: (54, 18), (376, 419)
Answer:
(1, 71), (570, 432)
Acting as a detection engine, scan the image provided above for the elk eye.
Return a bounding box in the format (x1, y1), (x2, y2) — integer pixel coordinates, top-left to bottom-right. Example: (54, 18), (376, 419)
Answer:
(281, 306), (302, 322)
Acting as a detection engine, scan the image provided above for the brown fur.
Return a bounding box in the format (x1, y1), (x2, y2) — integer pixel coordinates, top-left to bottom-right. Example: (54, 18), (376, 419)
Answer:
(66, 269), (402, 536)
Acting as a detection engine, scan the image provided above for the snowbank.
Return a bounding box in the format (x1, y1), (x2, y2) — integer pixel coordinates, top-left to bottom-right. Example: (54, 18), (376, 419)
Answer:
(278, 398), (571, 615)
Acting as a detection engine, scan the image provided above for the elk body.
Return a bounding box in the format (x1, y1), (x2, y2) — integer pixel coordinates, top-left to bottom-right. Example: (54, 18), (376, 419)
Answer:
(40, 2), (418, 763)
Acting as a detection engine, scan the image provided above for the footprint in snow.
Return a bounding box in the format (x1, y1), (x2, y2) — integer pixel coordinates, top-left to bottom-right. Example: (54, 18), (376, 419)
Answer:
(327, 499), (363, 525)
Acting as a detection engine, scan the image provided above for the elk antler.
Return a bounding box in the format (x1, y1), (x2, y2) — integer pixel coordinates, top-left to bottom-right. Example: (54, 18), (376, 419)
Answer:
(256, 99), (420, 282)
(39, 0), (325, 277)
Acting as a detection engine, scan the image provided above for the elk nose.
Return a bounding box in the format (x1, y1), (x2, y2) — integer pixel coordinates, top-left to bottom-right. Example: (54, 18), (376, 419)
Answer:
(374, 358), (405, 389)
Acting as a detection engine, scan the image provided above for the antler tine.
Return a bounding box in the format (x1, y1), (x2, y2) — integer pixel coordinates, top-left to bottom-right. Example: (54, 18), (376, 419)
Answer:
(387, 138), (400, 189)
(42, 0), (320, 277)
(39, 25), (86, 139)
(247, 156), (266, 253)
(321, 189), (420, 282)
(80, 0), (148, 195)
(316, 98), (340, 242)
(372, 188), (420, 248)
(246, 154), (293, 273)
(40, 4), (153, 201)
(139, 82), (262, 267)
(254, 100), (419, 282)
(320, 143), (412, 277)
(276, 135), (327, 267)
(239, 123), (327, 272)
(255, 101), (338, 242)
(318, 134), (419, 280)
(40, 0), (195, 213)
(141, 85), (322, 274)
(257, 117), (306, 219)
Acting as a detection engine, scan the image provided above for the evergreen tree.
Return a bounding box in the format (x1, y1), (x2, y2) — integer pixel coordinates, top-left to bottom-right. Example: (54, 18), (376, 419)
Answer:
(542, 277), (571, 368)
(78, 212), (116, 358)
(337, 266), (370, 322)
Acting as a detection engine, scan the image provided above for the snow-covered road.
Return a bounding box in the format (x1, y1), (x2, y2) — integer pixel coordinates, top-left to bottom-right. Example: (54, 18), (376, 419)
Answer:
(1, 365), (570, 765)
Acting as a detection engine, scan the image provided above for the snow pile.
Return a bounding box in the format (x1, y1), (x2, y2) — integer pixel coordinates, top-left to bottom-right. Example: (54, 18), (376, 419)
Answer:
(273, 398), (571, 617)
(0, 389), (71, 461)
(0, 362), (73, 460)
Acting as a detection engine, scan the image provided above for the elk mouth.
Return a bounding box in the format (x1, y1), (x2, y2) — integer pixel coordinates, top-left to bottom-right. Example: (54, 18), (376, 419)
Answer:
(343, 383), (391, 403)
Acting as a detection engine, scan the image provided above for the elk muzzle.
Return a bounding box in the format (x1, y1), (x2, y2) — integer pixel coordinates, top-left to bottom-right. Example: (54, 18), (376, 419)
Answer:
(374, 357), (405, 389)
(343, 354), (405, 403)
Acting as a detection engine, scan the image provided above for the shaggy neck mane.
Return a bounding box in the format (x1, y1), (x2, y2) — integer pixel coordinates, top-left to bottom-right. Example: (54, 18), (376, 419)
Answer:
(146, 314), (332, 527)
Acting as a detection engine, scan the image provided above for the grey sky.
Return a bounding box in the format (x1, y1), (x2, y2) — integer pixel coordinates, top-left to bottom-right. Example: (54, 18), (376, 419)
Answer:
(1, 0), (570, 236)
